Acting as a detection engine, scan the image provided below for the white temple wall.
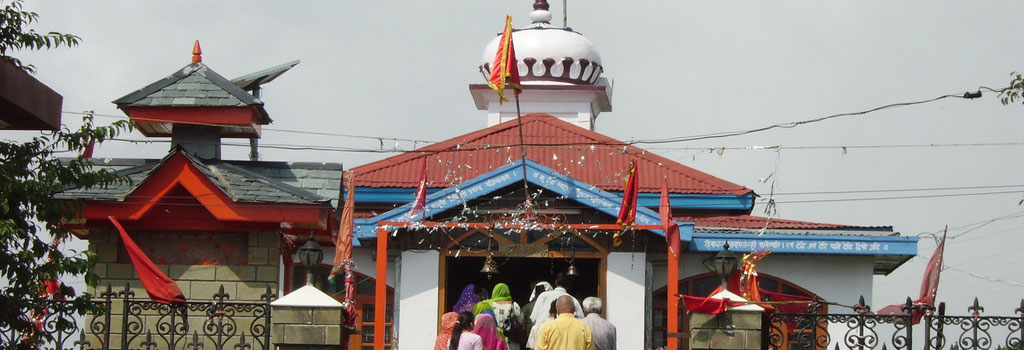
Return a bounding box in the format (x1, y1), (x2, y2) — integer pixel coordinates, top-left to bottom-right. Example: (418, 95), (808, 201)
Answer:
(396, 250), (440, 350)
(606, 252), (647, 350)
(652, 253), (875, 305)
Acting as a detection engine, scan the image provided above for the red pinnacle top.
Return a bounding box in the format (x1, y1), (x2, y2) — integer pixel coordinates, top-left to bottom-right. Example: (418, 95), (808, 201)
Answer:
(533, 0), (549, 11)
(192, 40), (202, 63)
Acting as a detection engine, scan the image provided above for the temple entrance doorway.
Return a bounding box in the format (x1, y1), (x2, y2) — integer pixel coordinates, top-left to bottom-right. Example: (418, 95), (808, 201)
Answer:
(442, 256), (603, 312)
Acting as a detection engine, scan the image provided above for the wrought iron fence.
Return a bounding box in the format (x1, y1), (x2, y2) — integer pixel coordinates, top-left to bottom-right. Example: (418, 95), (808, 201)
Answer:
(1, 283), (276, 350)
(0, 297), (88, 350)
(766, 296), (1024, 350)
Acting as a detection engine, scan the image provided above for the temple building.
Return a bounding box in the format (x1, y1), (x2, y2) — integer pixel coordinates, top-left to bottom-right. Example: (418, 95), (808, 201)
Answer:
(60, 2), (917, 350)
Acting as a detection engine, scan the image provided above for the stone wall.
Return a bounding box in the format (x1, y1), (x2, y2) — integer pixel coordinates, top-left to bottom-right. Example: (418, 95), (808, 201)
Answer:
(87, 229), (281, 300)
(84, 229), (281, 350)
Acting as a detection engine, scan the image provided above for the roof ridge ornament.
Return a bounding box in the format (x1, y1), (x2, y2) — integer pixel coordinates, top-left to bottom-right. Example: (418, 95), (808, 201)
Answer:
(531, 0), (552, 24)
(192, 40), (202, 63)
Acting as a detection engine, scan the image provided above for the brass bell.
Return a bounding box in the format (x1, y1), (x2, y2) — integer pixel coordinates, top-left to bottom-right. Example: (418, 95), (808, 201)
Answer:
(566, 262), (579, 277)
(480, 254), (500, 278)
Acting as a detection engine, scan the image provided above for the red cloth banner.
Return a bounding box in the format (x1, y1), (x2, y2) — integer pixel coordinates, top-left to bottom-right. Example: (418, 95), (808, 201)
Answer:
(659, 178), (680, 258)
(616, 159), (638, 226)
(682, 294), (745, 315)
(487, 15), (522, 104)
(108, 216), (186, 304)
(409, 158), (428, 217)
(877, 230), (946, 324)
(330, 172), (356, 280)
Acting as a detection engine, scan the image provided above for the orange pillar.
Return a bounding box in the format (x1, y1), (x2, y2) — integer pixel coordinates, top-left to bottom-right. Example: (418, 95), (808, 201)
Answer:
(375, 226), (388, 350)
(666, 248), (680, 350)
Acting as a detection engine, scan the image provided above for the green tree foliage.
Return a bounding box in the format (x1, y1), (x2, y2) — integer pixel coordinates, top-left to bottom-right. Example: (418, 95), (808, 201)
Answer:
(0, 114), (132, 348)
(1, 0), (132, 347)
(999, 72), (1023, 106)
(0, 0), (80, 73)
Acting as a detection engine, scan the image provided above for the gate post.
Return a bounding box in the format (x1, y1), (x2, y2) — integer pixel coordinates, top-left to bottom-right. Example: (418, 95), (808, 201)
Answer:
(688, 290), (764, 350)
(270, 285), (346, 350)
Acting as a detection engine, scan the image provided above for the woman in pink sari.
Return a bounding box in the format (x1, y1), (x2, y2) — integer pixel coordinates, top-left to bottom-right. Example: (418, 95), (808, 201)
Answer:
(473, 313), (508, 350)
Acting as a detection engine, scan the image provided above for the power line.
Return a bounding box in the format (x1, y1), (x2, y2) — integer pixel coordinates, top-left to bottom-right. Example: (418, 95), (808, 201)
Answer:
(758, 190), (1023, 204)
(64, 87), (1002, 150)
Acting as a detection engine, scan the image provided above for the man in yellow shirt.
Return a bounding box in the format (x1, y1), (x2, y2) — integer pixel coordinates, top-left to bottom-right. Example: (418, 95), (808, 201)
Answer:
(537, 295), (594, 350)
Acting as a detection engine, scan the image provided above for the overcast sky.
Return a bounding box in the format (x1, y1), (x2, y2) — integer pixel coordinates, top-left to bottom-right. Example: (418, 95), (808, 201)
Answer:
(9, 1), (1023, 315)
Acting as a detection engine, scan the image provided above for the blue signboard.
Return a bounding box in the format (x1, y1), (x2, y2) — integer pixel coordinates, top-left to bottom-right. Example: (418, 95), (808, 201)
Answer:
(690, 232), (917, 256)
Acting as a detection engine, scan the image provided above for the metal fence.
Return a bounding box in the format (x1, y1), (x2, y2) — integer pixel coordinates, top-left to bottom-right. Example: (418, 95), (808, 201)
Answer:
(1, 284), (276, 350)
(766, 297), (1024, 350)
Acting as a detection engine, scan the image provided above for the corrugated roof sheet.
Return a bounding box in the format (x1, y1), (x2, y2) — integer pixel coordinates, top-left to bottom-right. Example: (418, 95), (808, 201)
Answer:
(350, 114), (752, 196)
(675, 214), (891, 230)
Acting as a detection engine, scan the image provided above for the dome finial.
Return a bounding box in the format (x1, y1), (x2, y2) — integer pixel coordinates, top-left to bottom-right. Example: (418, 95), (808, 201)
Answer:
(531, 0), (552, 23)
(192, 40), (202, 63)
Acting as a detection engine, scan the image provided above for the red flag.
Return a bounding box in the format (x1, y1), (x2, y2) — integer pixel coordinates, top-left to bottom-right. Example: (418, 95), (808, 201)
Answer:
(877, 230), (946, 323)
(330, 172), (356, 280)
(616, 159), (639, 226)
(80, 139), (96, 158)
(660, 178), (680, 258)
(487, 15), (522, 104)
(108, 216), (186, 304)
(409, 158), (428, 217)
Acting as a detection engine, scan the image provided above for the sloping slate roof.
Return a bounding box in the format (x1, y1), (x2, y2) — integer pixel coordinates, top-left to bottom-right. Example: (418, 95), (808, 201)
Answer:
(350, 114), (752, 196)
(58, 152), (338, 205)
(113, 63), (263, 109)
(677, 214), (893, 232)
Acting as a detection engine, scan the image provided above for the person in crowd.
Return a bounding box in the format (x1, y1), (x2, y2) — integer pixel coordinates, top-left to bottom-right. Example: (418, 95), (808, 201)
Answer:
(529, 273), (583, 324)
(485, 283), (525, 350)
(522, 282), (552, 338)
(450, 311), (483, 350)
(536, 296), (593, 350)
(474, 313), (509, 350)
(436, 312), (460, 350)
(580, 297), (615, 350)
(454, 284), (480, 314)
(526, 300), (557, 350)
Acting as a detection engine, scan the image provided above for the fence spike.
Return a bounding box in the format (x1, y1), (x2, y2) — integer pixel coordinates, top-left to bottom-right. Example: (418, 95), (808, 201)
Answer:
(834, 343), (840, 350)
(1016, 299), (1023, 316)
(968, 297), (984, 318)
(882, 343), (888, 350)
(902, 296), (914, 313)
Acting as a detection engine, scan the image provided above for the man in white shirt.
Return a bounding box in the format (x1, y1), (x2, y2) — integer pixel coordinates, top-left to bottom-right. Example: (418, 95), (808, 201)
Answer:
(529, 273), (583, 325)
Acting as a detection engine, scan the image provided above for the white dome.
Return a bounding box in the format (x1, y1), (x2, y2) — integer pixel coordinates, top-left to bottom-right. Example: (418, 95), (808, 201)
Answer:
(480, 4), (603, 85)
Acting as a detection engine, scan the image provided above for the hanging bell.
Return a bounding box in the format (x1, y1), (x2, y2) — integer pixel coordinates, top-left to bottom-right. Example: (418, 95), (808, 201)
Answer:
(480, 254), (500, 278)
(566, 262), (579, 277)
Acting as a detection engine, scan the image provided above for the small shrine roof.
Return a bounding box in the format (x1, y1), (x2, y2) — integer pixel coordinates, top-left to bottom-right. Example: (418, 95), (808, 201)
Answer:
(113, 62), (270, 122)
(350, 114), (753, 196)
(59, 151), (341, 205)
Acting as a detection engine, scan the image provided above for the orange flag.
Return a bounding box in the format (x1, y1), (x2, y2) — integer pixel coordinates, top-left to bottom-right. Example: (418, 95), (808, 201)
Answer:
(108, 216), (186, 304)
(487, 15), (522, 104)
(660, 178), (680, 258)
(329, 172), (356, 280)
(409, 158), (428, 217)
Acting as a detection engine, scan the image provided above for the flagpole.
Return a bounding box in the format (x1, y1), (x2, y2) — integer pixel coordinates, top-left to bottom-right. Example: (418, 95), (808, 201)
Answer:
(514, 93), (530, 203)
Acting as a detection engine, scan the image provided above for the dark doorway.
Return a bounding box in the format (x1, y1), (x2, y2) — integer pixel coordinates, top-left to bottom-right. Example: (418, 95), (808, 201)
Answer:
(444, 256), (601, 311)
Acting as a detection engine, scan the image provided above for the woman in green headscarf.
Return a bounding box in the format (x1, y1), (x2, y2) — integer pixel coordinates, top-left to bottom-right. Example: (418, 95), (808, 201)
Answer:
(475, 283), (525, 349)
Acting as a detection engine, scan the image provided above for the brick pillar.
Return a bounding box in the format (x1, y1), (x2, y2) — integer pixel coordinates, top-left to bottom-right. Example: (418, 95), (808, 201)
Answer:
(271, 285), (345, 350)
(688, 291), (763, 350)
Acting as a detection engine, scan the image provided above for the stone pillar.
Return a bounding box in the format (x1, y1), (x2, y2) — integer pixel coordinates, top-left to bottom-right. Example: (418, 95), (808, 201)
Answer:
(688, 290), (763, 350)
(271, 285), (345, 350)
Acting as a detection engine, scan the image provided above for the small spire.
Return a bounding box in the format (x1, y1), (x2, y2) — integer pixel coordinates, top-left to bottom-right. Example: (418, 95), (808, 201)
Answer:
(192, 40), (202, 63)
(531, 0), (552, 23)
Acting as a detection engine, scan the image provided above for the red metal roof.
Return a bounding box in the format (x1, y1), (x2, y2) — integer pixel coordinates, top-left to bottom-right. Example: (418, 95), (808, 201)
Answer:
(350, 114), (752, 196)
(675, 214), (886, 230)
